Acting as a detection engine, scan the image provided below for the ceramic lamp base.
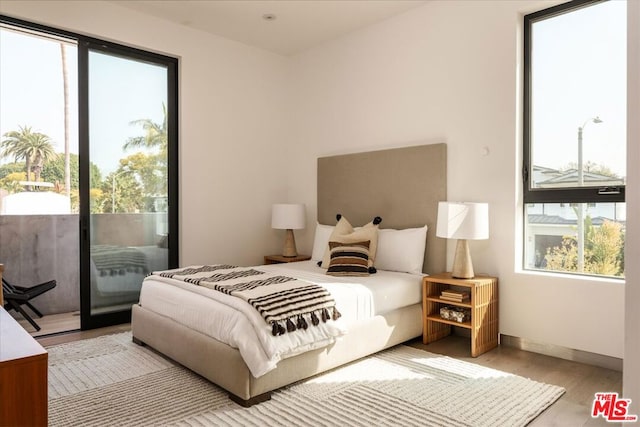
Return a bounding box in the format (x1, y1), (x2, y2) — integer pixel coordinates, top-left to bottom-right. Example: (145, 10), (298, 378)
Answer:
(282, 229), (298, 257)
(452, 239), (474, 279)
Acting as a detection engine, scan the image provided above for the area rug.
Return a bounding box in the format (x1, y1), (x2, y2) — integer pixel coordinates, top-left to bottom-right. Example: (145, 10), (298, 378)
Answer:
(47, 332), (564, 426)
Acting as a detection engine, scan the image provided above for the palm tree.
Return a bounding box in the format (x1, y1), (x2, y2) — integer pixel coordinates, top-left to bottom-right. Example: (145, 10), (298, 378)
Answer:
(29, 133), (57, 184)
(1, 126), (56, 190)
(60, 43), (71, 198)
(1, 125), (37, 186)
(123, 102), (168, 154)
(123, 103), (168, 198)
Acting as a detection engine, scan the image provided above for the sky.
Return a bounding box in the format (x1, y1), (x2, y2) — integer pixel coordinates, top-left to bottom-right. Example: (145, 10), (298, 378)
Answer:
(531, 0), (627, 180)
(1, 1), (627, 179)
(0, 27), (166, 176)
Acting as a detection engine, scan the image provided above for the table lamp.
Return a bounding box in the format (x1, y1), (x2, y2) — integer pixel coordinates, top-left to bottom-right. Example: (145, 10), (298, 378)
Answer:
(271, 203), (306, 257)
(436, 201), (489, 279)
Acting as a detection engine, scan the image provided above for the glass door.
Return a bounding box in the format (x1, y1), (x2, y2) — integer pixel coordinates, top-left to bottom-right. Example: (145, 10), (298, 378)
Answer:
(79, 43), (178, 329)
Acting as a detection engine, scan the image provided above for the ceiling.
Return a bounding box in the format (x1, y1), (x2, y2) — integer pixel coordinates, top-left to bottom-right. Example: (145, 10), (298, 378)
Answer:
(111, 1), (427, 56)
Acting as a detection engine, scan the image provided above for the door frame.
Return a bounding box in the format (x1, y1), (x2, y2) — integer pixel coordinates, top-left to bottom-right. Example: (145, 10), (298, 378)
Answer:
(78, 40), (179, 330)
(0, 14), (179, 330)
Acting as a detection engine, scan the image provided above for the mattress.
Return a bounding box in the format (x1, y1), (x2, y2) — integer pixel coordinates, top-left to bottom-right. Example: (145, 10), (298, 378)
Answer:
(138, 261), (423, 377)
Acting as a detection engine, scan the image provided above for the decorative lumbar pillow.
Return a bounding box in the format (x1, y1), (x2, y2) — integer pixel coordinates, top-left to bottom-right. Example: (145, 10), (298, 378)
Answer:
(375, 225), (428, 274)
(311, 223), (335, 261)
(326, 240), (371, 277)
(320, 214), (382, 272)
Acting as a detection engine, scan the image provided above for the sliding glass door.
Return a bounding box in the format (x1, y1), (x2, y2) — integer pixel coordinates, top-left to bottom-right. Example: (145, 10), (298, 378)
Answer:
(1, 15), (178, 331)
(78, 41), (178, 329)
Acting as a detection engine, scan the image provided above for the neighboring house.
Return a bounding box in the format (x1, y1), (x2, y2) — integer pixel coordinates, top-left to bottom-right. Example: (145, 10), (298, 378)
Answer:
(526, 166), (626, 268)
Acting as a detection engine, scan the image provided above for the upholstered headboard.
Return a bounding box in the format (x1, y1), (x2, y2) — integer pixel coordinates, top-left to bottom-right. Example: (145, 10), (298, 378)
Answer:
(317, 143), (447, 275)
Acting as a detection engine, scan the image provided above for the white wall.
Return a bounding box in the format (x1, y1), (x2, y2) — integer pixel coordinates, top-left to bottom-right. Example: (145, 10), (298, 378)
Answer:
(2, 0), (638, 369)
(287, 0), (629, 358)
(624, 0), (640, 414)
(0, 0), (290, 266)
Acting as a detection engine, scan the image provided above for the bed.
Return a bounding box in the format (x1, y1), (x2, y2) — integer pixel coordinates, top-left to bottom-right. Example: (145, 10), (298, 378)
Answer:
(131, 143), (447, 406)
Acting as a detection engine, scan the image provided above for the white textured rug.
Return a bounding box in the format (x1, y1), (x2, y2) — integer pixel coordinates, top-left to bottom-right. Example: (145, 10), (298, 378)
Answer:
(47, 332), (564, 426)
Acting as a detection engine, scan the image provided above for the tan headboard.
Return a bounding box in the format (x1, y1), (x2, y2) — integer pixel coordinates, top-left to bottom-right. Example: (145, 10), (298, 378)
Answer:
(317, 143), (446, 274)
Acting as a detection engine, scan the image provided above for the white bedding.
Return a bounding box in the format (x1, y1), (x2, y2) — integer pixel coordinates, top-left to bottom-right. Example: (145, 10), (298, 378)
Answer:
(138, 261), (423, 377)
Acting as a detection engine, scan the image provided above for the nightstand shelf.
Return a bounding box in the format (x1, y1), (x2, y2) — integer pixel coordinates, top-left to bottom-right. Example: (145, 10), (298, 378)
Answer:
(422, 272), (498, 357)
(264, 254), (311, 265)
(425, 314), (472, 329)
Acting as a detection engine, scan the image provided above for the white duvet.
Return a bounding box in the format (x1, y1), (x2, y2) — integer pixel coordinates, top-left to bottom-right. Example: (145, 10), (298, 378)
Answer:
(139, 261), (422, 377)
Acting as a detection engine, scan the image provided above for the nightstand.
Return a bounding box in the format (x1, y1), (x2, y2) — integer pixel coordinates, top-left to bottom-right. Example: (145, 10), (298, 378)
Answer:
(264, 254), (311, 265)
(422, 272), (499, 357)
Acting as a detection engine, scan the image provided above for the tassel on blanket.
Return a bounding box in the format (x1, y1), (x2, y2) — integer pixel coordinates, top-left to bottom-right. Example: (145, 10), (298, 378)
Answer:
(286, 318), (296, 332)
(297, 315), (308, 330)
(332, 307), (342, 321)
(321, 308), (330, 323)
(311, 312), (319, 326)
(271, 322), (286, 336)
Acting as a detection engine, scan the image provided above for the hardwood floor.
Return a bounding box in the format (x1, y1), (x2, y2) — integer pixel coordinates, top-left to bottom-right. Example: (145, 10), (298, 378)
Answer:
(15, 311), (81, 337)
(408, 335), (622, 426)
(35, 323), (622, 426)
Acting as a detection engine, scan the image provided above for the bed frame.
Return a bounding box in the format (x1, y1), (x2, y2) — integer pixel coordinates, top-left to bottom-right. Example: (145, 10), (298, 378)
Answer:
(132, 143), (447, 406)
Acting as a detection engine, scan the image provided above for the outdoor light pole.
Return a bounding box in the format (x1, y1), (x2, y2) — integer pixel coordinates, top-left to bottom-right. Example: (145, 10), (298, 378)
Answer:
(576, 116), (602, 272)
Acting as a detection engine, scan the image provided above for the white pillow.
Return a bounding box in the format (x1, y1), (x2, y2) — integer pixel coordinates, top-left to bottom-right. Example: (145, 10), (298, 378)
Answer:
(311, 223), (334, 261)
(374, 226), (428, 274)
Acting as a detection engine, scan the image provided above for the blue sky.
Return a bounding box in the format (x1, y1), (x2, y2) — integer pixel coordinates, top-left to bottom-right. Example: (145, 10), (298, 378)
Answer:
(531, 0), (627, 178)
(1, 1), (627, 179)
(0, 28), (166, 176)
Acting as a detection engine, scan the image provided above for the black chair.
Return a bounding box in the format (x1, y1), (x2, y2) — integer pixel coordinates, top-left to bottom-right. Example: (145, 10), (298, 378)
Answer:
(2, 277), (56, 331)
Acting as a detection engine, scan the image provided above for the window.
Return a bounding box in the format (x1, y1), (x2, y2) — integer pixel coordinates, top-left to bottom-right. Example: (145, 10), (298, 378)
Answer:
(523, 0), (626, 278)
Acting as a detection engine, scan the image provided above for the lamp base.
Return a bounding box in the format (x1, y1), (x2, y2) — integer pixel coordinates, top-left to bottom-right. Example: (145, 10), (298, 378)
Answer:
(451, 239), (474, 279)
(282, 229), (298, 257)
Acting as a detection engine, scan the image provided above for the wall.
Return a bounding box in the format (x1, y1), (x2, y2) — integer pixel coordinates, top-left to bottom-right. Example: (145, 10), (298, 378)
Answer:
(0, 0), (290, 268)
(287, 0), (629, 358)
(0, 215), (79, 314)
(624, 0), (640, 414)
(2, 0), (638, 370)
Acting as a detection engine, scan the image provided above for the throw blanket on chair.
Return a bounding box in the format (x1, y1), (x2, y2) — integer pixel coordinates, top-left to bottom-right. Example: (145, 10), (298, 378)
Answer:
(158, 265), (341, 336)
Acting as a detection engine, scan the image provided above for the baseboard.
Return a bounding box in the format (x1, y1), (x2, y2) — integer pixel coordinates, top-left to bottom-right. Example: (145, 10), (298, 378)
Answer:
(500, 334), (622, 372)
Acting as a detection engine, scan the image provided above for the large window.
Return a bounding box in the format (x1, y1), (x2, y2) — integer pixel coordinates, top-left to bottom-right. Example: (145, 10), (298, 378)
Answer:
(524, 0), (626, 278)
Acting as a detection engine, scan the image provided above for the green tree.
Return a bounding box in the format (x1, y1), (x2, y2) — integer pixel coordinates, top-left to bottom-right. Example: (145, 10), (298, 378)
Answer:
(0, 171), (27, 193)
(0, 162), (25, 180)
(41, 153), (103, 192)
(29, 133), (56, 183)
(545, 218), (624, 277)
(122, 103), (168, 212)
(118, 152), (165, 203)
(96, 167), (144, 214)
(1, 126), (38, 185)
(123, 103), (168, 154)
(1, 126), (56, 190)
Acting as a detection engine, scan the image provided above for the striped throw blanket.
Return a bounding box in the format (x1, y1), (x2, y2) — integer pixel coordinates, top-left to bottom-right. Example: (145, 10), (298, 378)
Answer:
(91, 245), (148, 276)
(158, 265), (341, 336)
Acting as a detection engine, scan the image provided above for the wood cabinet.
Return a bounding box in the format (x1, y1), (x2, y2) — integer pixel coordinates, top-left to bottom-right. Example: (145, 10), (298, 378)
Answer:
(0, 306), (48, 427)
(263, 254), (311, 265)
(423, 272), (499, 357)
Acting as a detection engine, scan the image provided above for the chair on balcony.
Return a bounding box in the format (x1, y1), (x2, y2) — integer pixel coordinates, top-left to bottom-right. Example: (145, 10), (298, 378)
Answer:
(2, 277), (57, 331)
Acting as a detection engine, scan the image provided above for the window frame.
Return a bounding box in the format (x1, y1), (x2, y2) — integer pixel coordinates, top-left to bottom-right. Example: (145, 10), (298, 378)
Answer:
(523, 0), (626, 205)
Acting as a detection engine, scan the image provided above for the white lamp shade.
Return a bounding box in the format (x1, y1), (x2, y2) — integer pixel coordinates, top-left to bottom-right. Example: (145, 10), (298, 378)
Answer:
(436, 202), (489, 240)
(271, 204), (306, 230)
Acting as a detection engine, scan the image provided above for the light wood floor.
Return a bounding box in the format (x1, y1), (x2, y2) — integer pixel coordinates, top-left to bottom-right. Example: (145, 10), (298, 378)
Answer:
(35, 322), (621, 426)
(15, 311), (81, 337)
(408, 335), (622, 426)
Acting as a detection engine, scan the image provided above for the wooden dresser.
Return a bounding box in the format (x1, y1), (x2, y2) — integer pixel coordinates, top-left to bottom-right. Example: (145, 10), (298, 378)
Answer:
(0, 292), (48, 426)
